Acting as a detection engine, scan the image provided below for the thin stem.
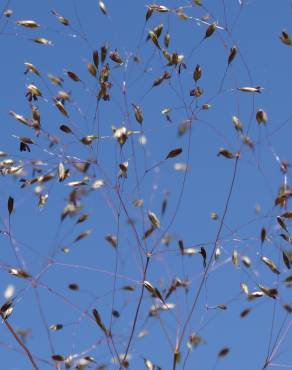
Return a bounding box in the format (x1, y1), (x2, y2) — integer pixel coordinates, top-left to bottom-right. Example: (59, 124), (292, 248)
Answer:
(120, 256), (150, 369)
(175, 156), (239, 368)
(1, 314), (39, 370)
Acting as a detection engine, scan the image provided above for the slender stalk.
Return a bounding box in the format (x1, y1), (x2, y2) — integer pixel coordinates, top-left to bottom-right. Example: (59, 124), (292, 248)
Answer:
(1, 314), (39, 370)
(120, 256), (150, 369)
(174, 156), (239, 369)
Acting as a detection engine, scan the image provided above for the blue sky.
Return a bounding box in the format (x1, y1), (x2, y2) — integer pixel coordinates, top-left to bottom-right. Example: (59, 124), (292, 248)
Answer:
(1, 0), (292, 369)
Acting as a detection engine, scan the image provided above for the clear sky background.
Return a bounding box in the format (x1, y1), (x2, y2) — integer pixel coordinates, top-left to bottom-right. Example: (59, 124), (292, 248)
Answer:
(1, 0), (292, 369)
